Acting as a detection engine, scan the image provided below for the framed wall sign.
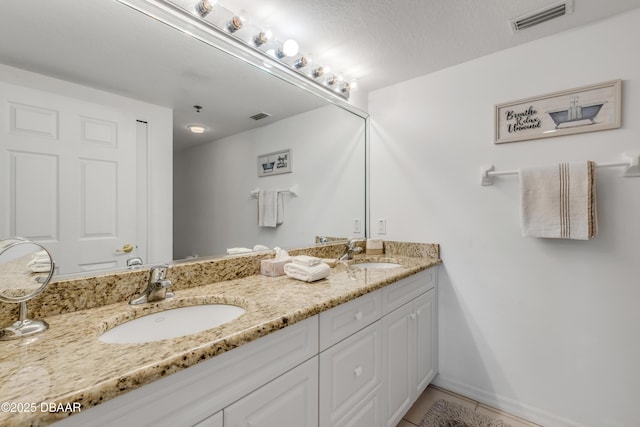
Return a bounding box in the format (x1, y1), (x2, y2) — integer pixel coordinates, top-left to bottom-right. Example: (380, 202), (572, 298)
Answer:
(495, 79), (621, 144)
(257, 149), (292, 177)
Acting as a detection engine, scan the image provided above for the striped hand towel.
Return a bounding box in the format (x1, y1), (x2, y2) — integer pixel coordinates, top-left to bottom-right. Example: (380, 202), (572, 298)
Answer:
(519, 161), (597, 240)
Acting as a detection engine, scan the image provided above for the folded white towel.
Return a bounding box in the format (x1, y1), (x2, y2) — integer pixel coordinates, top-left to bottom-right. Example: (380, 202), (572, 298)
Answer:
(520, 161), (597, 240)
(226, 247), (253, 254)
(284, 262), (330, 282)
(292, 255), (322, 267)
(258, 190), (284, 227)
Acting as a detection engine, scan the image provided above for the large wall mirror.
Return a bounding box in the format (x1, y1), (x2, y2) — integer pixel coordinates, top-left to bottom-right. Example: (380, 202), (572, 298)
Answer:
(0, 0), (367, 277)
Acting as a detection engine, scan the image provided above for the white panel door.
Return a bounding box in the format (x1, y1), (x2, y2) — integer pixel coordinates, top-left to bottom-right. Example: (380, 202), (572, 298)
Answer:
(0, 82), (138, 274)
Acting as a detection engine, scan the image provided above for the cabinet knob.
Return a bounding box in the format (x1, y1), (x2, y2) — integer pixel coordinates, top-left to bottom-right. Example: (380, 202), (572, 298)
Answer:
(409, 312), (417, 320)
(354, 311), (363, 321)
(354, 366), (363, 377)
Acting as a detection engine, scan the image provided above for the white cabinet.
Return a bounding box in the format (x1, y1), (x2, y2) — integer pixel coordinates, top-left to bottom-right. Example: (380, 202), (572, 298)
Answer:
(382, 283), (437, 427)
(194, 411), (223, 427)
(319, 321), (382, 426)
(224, 357), (318, 427)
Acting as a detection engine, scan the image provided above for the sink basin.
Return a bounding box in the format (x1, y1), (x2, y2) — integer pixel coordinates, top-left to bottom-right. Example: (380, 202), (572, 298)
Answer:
(352, 262), (402, 269)
(99, 304), (245, 344)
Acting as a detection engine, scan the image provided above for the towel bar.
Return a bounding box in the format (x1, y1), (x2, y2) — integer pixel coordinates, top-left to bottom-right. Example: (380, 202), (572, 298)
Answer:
(480, 151), (640, 186)
(250, 184), (299, 198)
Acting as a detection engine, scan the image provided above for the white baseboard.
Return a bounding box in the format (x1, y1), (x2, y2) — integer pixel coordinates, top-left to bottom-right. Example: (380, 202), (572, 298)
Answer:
(432, 375), (585, 427)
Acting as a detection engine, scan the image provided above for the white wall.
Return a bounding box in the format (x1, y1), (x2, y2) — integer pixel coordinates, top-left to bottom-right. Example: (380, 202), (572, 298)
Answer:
(173, 105), (365, 258)
(369, 10), (640, 427)
(0, 64), (173, 267)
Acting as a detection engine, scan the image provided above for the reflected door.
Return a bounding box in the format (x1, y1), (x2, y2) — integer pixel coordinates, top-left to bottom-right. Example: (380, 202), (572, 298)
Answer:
(0, 82), (138, 274)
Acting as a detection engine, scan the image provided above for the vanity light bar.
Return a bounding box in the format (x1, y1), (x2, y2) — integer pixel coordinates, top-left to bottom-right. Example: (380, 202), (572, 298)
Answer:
(172, 0), (354, 99)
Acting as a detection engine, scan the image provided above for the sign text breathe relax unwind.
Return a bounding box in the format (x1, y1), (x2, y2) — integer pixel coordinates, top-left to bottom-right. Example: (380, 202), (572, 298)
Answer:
(504, 106), (541, 133)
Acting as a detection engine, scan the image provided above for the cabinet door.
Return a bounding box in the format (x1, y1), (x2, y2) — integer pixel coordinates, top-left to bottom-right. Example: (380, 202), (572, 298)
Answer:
(415, 288), (436, 396)
(319, 321), (382, 427)
(224, 357), (318, 427)
(193, 411), (223, 427)
(382, 302), (413, 427)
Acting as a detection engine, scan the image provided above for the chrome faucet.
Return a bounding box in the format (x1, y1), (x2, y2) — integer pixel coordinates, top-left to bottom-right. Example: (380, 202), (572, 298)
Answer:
(338, 239), (364, 262)
(130, 264), (174, 305)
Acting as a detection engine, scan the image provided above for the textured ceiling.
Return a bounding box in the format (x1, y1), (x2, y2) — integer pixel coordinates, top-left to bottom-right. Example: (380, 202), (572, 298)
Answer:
(1, 0), (639, 150)
(223, 0), (640, 96)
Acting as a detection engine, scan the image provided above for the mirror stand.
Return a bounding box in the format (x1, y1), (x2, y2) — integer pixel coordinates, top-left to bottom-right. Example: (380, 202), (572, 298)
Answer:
(0, 238), (55, 341)
(0, 301), (49, 341)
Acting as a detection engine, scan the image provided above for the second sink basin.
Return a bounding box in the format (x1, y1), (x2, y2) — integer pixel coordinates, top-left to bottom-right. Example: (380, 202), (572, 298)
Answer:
(352, 262), (402, 269)
(99, 304), (245, 344)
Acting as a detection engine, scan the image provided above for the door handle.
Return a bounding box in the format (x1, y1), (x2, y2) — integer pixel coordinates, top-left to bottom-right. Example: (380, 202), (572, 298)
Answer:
(116, 244), (134, 253)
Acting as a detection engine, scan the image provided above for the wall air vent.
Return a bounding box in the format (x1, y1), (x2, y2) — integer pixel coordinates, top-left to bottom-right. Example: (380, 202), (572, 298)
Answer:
(249, 112), (271, 121)
(510, 0), (573, 32)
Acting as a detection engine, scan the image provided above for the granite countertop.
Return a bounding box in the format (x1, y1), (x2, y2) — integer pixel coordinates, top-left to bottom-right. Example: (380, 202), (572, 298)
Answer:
(0, 252), (440, 426)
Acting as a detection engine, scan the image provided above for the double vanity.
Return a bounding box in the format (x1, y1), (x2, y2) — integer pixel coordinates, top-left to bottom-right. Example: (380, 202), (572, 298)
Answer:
(0, 241), (440, 427)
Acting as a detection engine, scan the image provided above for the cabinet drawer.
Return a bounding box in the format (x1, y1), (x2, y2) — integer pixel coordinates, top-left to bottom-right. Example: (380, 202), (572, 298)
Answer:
(319, 290), (382, 350)
(319, 321), (382, 426)
(382, 268), (436, 315)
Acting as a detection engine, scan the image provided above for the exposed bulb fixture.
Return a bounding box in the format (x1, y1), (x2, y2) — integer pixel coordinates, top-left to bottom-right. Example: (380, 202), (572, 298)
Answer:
(195, 0), (214, 17)
(277, 39), (299, 58)
(312, 66), (324, 78)
(294, 56), (309, 69)
(188, 124), (206, 134)
(226, 16), (243, 33)
(254, 30), (271, 47)
(178, 1), (353, 99)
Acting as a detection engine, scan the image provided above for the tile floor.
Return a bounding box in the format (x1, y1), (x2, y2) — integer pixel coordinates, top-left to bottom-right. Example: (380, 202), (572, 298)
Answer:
(396, 385), (542, 427)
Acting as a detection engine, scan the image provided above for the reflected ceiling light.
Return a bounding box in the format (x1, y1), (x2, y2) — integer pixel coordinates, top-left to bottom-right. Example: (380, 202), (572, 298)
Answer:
(340, 82), (351, 95)
(326, 74), (338, 86)
(195, 0), (215, 18)
(226, 16), (243, 33)
(187, 124), (206, 134)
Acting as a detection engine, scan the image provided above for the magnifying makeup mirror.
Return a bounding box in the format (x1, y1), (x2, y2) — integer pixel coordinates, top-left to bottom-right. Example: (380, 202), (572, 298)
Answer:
(0, 238), (55, 340)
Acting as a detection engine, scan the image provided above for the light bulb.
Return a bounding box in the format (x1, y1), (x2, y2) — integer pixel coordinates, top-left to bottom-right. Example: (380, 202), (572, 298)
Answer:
(282, 39), (299, 57)
(294, 56), (309, 69)
(254, 30), (272, 46)
(227, 16), (243, 33)
(195, 0), (216, 18)
(312, 66), (324, 78)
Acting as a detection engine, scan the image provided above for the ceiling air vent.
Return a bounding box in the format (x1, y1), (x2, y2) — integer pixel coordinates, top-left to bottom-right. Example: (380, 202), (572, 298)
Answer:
(249, 112), (271, 121)
(510, 0), (573, 32)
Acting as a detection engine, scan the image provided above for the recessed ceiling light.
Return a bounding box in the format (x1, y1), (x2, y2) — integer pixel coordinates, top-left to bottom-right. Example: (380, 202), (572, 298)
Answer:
(188, 124), (206, 134)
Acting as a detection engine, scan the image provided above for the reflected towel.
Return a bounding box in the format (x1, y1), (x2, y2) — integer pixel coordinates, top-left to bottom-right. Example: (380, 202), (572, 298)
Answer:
(519, 161), (597, 240)
(284, 262), (330, 282)
(27, 250), (51, 273)
(258, 189), (284, 227)
(226, 247), (253, 255)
